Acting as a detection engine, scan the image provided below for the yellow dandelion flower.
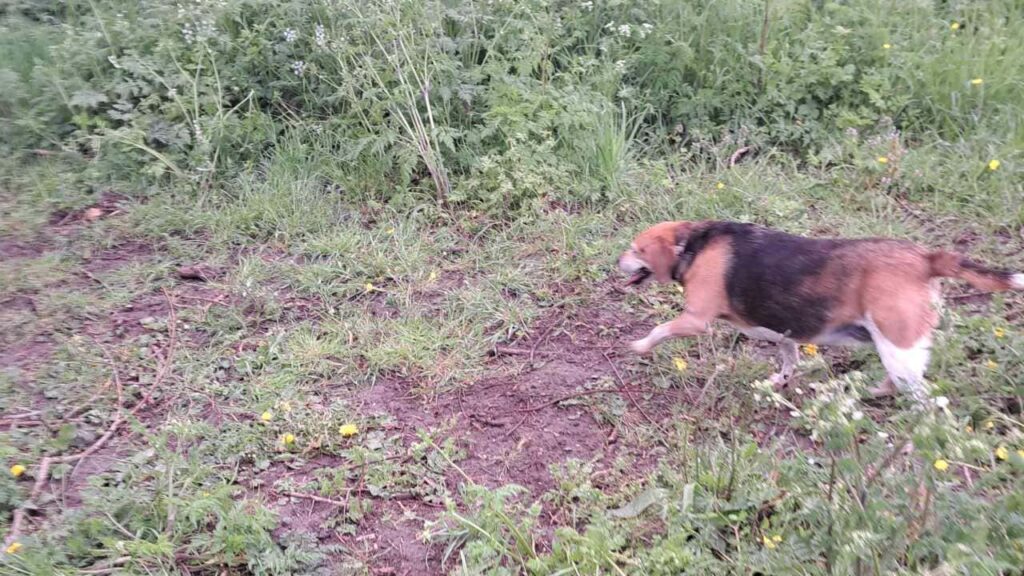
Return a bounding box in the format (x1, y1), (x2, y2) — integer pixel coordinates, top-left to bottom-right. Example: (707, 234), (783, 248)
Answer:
(985, 421), (995, 430)
(882, 43), (891, 50)
(716, 182), (725, 190)
(762, 535), (778, 549)
(282, 433), (296, 445)
(970, 78), (983, 86)
(672, 357), (688, 372)
(5, 542), (22, 555)
(950, 22), (960, 31)
(1017, 449), (1024, 458)
(933, 458), (949, 472)
(9, 464), (26, 478)
(386, 227), (395, 235)
(877, 156), (889, 164)
(988, 159), (1001, 171)
(260, 411), (273, 423)
(428, 270), (438, 282)
(993, 326), (1005, 338)
(772, 535), (782, 543)
(339, 423), (359, 437)
(801, 344), (819, 356)
(364, 282), (375, 293)
(996, 446), (1009, 461)
(985, 359), (998, 371)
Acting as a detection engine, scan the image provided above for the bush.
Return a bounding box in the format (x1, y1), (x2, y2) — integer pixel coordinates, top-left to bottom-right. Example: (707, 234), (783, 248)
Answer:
(4, 0), (1021, 212)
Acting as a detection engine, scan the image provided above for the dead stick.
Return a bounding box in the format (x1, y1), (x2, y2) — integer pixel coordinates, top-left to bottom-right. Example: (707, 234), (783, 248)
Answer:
(729, 146), (752, 167)
(1, 381), (110, 428)
(602, 352), (674, 445)
(529, 321), (560, 364)
(4, 290), (178, 547)
(502, 415), (530, 438)
(517, 385), (680, 414)
(517, 387), (640, 413)
(281, 491), (347, 506)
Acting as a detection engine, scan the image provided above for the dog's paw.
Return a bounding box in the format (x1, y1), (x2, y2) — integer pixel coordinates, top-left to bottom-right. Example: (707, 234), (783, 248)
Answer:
(768, 372), (790, 390)
(867, 378), (897, 398)
(630, 339), (652, 355)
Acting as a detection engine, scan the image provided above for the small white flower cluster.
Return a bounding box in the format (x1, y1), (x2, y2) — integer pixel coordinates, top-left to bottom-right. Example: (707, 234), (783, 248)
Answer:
(292, 60), (306, 76)
(178, 2), (217, 45)
(193, 120), (206, 145)
(182, 19), (217, 44)
(315, 23), (327, 48)
(750, 379), (797, 411)
(604, 21), (653, 38)
(580, 1), (593, 11)
(796, 373), (872, 442)
(283, 28), (297, 43)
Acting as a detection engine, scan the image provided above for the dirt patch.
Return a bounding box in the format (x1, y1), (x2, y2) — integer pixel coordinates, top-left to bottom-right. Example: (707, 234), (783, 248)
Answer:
(0, 238), (49, 260)
(80, 239), (154, 276)
(330, 292), (687, 574)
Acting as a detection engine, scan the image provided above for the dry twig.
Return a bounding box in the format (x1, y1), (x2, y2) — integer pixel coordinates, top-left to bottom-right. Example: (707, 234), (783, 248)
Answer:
(3, 291), (178, 548)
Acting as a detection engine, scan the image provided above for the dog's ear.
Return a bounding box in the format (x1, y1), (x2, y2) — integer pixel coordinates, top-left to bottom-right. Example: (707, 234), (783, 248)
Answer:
(673, 222), (695, 255)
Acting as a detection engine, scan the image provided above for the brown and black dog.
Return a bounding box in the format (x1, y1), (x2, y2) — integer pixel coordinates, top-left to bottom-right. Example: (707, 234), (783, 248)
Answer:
(619, 221), (1024, 402)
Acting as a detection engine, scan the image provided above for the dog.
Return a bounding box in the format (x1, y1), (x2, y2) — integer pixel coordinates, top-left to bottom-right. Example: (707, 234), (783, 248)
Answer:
(618, 221), (1023, 402)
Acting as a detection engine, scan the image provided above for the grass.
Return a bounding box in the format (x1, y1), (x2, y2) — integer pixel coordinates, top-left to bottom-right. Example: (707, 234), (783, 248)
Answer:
(2, 0), (1024, 574)
(3, 143), (1022, 573)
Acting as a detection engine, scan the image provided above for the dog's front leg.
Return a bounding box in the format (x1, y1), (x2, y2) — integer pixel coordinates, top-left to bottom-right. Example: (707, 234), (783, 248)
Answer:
(631, 311), (710, 355)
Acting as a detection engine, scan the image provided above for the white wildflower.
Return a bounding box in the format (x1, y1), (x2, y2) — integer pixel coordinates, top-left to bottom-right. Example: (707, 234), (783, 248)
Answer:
(283, 28), (297, 43)
(851, 410), (864, 421)
(617, 23), (632, 37)
(291, 60), (306, 76)
(934, 396), (949, 409)
(614, 60), (627, 73)
(580, 1), (593, 11)
(314, 23), (327, 48)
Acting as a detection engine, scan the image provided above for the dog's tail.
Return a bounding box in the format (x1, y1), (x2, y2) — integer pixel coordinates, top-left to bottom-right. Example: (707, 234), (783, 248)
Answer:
(928, 251), (1024, 292)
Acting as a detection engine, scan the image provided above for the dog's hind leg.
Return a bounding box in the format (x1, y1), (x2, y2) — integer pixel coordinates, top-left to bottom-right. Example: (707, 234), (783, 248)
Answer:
(862, 284), (939, 404)
(737, 327), (799, 388)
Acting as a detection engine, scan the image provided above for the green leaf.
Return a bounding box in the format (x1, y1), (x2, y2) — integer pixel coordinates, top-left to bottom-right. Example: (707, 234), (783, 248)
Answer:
(69, 89), (108, 109)
(609, 486), (666, 519)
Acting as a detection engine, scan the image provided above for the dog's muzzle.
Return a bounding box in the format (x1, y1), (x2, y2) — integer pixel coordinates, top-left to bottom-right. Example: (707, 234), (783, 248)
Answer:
(619, 252), (651, 286)
(625, 267), (651, 285)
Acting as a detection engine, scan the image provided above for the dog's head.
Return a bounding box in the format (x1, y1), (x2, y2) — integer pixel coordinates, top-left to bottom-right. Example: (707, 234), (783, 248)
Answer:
(618, 221), (696, 286)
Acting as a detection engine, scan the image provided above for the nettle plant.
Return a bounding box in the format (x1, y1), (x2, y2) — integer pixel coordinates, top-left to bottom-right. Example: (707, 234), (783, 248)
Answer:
(752, 373), (1024, 574)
